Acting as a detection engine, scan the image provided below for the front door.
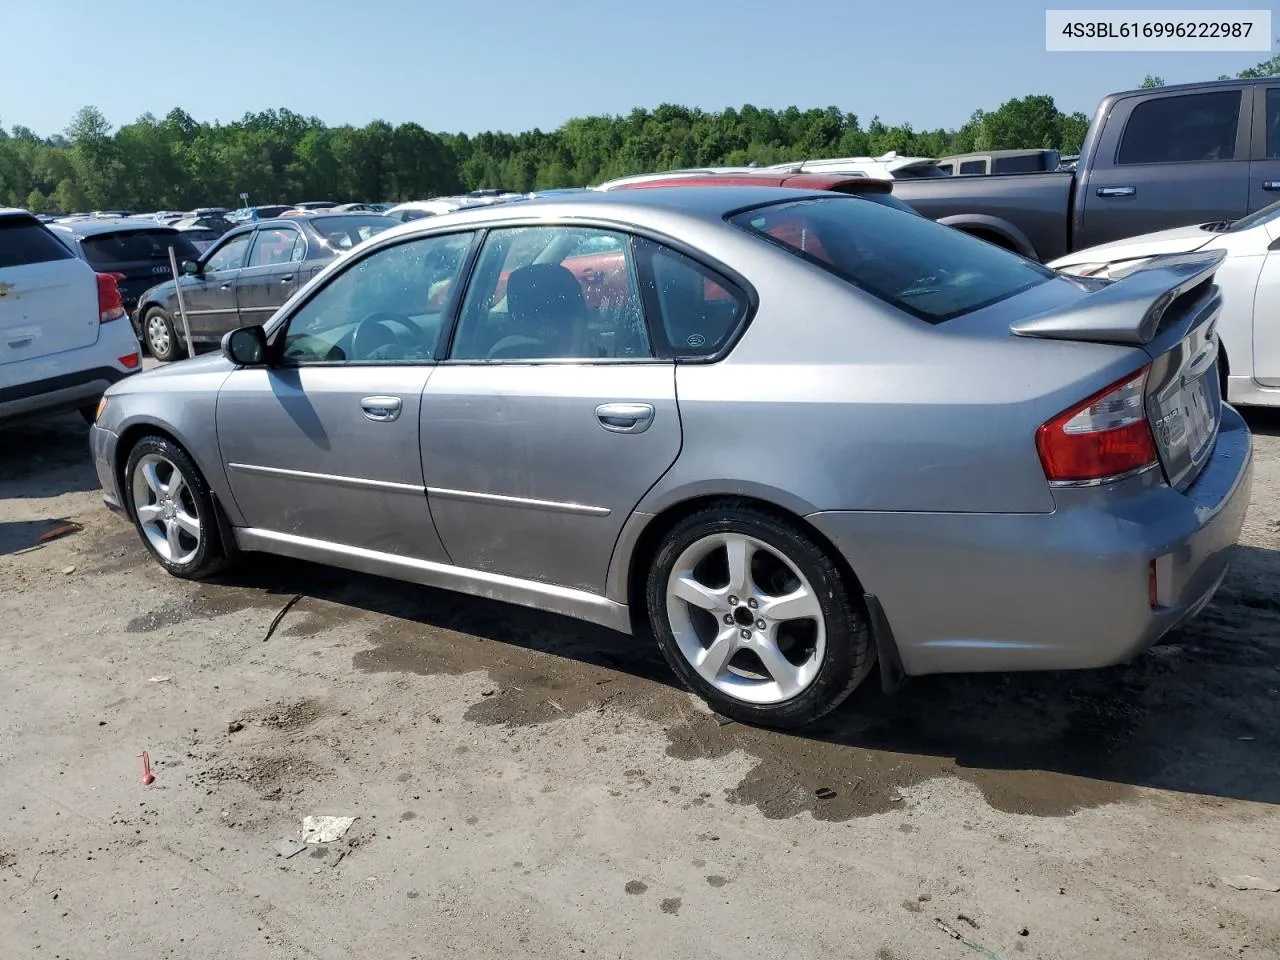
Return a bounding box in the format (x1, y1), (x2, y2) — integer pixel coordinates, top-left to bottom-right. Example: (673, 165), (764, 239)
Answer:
(216, 228), (478, 558)
(236, 225), (305, 327)
(182, 230), (251, 340)
(422, 224), (681, 593)
(1079, 87), (1251, 250)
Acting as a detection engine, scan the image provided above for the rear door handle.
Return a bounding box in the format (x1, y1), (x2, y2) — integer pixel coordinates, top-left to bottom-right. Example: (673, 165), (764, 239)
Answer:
(1263, 181), (1280, 191)
(280, 275), (295, 283)
(219, 283), (233, 290)
(361, 396), (402, 422)
(595, 402), (654, 434)
(1096, 186), (1136, 198)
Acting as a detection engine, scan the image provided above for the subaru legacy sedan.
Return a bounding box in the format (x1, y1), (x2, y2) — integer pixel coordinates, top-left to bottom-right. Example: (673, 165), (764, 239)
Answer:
(88, 187), (1251, 729)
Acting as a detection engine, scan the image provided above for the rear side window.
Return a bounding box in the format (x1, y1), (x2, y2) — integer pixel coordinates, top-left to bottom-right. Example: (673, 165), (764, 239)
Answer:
(730, 196), (1054, 323)
(0, 216), (75, 269)
(80, 229), (199, 265)
(1117, 91), (1241, 165)
(635, 239), (747, 357)
(958, 160), (987, 175)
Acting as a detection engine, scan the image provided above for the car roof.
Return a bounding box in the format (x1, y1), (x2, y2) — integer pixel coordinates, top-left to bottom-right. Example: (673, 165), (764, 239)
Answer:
(50, 217), (179, 237)
(603, 171), (891, 194)
(385, 185), (831, 233)
(0, 207), (37, 219)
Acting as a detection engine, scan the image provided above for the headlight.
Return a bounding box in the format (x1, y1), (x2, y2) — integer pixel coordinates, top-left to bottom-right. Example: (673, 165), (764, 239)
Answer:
(94, 396), (109, 423)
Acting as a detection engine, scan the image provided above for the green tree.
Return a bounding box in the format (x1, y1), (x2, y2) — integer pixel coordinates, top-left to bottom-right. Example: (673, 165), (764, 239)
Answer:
(1139, 75), (1165, 88)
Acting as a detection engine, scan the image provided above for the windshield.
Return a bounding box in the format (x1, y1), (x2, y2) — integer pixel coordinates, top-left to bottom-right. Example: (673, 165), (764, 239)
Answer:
(310, 215), (395, 251)
(80, 229), (200, 265)
(1228, 200), (1280, 233)
(729, 196), (1054, 323)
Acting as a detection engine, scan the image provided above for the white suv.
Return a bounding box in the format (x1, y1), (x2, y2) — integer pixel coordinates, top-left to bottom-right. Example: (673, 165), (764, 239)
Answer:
(0, 208), (141, 425)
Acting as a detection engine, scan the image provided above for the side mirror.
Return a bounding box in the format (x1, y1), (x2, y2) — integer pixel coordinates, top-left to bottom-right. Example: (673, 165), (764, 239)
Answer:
(181, 259), (201, 276)
(222, 325), (268, 366)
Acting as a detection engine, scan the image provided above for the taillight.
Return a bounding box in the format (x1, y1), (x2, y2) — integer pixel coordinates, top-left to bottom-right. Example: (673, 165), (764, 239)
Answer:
(96, 272), (126, 323)
(1036, 367), (1158, 483)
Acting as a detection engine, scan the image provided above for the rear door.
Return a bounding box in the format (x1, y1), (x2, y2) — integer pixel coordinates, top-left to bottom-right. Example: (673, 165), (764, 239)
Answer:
(0, 214), (98, 366)
(236, 224), (305, 326)
(182, 231), (252, 338)
(1248, 84), (1280, 213)
(78, 226), (199, 316)
(1079, 88), (1251, 249)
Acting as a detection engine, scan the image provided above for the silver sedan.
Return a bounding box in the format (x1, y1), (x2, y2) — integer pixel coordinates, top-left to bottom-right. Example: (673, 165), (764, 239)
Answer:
(89, 187), (1252, 728)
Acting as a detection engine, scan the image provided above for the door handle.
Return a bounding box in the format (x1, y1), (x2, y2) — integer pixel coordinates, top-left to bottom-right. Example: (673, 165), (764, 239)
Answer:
(1263, 181), (1280, 191)
(280, 275), (295, 283)
(219, 283), (233, 290)
(361, 396), (402, 422)
(1096, 186), (1136, 198)
(595, 402), (654, 434)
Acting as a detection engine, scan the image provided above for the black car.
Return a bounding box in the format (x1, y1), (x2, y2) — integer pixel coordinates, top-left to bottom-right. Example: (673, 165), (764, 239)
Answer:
(132, 213), (396, 360)
(49, 218), (202, 322)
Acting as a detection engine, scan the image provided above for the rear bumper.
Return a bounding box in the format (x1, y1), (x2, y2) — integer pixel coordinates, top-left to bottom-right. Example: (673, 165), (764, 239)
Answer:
(0, 324), (141, 423)
(808, 404), (1253, 676)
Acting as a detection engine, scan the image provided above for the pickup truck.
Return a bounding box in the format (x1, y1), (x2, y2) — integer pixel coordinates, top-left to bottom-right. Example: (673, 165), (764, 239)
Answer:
(893, 78), (1280, 263)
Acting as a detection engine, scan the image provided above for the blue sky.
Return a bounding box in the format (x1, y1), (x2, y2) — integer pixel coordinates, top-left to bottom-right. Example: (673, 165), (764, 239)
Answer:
(6, 0), (1274, 136)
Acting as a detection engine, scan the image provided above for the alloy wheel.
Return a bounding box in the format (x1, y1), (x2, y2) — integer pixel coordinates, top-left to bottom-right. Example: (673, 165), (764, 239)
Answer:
(664, 532), (826, 704)
(147, 314), (171, 357)
(131, 453), (201, 564)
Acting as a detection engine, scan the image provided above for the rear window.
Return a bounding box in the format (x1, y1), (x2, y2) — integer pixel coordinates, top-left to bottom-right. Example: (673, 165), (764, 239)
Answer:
(310, 215), (395, 250)
(80, 229), (200, 265)
(0, 216), (76, 269)
(729, 196), (1054, 323)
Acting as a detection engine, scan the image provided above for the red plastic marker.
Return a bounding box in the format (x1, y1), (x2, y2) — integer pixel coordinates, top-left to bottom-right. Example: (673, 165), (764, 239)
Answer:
(140, 751), (155, 785)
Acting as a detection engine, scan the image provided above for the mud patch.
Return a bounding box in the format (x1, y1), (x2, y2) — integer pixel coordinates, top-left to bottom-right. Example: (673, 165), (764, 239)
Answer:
(624, 879), (647, 895)
(82, 527), (146, 574)
(195, 753), (331, 801)
(659, 897), (681, 915)
(125, 581), (360, 636)
(0, 851), (14, 869)
(252, 698), (323, 732)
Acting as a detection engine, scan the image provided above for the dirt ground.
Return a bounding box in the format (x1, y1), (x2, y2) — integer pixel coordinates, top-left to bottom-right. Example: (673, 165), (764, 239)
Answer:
(1, 403), (1279, 960)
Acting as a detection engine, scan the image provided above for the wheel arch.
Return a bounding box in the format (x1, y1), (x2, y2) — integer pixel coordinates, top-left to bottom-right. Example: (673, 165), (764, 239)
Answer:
(613, 491), (866, 634)
(113, 417), (241, 528)
(936, 214), (1038, 260)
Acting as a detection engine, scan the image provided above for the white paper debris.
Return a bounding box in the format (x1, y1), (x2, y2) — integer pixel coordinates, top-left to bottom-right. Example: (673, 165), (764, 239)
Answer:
(147, 676), (171, 683)
(302, 815), (355, 843)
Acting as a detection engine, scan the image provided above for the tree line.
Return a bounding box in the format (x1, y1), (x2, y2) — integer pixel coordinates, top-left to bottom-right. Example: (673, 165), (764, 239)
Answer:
(2, 53), (1276, 214)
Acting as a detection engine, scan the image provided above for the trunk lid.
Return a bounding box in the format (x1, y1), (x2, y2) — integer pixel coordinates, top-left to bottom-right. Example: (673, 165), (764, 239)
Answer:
(1011, 250), (1226, 491)
(0, 214), (100, 365)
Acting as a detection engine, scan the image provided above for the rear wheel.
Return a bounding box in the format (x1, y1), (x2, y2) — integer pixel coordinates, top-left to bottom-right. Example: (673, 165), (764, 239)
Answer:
(143, 307), (182, 362)
(125, 436), (228, 579)
(645, 505), (873, 728)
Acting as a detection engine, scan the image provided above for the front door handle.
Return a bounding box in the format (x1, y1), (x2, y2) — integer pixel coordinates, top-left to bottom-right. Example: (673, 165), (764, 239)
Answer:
(1263, 181), (1280, 191)
(1096, 186), (1136, 198)
(280, 275), (295, 283)
(361, 396), (402, 422)
(219, 283), (233, 290)
(596, 402), (654, 434)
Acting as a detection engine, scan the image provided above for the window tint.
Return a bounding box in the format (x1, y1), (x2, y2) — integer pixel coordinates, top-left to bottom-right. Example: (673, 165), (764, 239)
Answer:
(0, 217), (75, 269)
(1267, 88), (1280, 159)
(635, 239), (746, 357)
(279, 232), (473, 365)
(247, 227), (299, 267)
(79, 229), (199, 265)
(730, 196), (1054, 323)
(993, 153), (1051, 174)
(958, 159), (987, 175)
(1117, 91), (1241, 165)
(205, 233), (251, 273)
(450, 226), (651, 361)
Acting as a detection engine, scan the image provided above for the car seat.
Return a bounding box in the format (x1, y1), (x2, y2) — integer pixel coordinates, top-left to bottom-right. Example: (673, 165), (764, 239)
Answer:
(487, 263), (586, 359)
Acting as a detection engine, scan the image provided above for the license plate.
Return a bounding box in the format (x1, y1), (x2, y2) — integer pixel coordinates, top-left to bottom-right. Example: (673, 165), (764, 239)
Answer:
(1181, 374), (1216, 461)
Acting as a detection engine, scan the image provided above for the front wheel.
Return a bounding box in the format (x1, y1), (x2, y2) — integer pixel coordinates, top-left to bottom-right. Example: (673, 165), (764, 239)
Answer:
(124, 436), (229, 579)
(143, 307), (183, 362)
(645, 505), (873, 729)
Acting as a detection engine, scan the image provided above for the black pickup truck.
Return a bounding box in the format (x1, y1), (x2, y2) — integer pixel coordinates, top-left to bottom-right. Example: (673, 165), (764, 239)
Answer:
(893, 77), (1280, 262)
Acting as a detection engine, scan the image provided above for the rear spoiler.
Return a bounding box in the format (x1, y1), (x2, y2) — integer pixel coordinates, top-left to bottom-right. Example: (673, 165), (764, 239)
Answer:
(1012, 249), (1226, 346)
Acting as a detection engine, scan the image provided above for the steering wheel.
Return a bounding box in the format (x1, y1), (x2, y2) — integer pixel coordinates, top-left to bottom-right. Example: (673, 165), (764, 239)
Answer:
(350, 312), (418, 361)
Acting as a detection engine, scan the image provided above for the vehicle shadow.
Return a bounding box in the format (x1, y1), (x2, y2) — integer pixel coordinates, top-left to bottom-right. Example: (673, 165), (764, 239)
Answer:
(207, 540), (1280, 810)
(1242, 406), (1280, 438)
(0, 414), (100, 498)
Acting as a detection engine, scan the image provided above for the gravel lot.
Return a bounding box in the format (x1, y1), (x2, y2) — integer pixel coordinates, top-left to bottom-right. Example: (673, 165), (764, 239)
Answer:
(2, 403), (1279, 959)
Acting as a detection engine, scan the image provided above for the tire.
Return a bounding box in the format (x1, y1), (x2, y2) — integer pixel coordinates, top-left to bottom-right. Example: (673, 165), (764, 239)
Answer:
(645, 505), (873, 729)
(124, 435), (229, 579)
(143, 307), (182, 362)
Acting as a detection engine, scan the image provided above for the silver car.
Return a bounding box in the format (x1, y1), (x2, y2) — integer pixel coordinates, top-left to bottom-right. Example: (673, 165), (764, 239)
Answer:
(88, 187), (1252, 729)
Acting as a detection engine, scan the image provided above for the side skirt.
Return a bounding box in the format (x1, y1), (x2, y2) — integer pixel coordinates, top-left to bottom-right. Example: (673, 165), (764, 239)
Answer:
(233, 527), (634, 635)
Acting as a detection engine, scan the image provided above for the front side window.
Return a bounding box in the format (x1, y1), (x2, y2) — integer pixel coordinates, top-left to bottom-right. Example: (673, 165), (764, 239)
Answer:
(309, 215), (395, 253)
(1117, 91), (1241, 165)
(730, 196), (1053, 323)
(277, 231), (474, 365)
(450, 225), (651, 361)
(205, 233), (251, 273)
(247, 227), (299, 267)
